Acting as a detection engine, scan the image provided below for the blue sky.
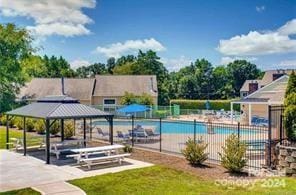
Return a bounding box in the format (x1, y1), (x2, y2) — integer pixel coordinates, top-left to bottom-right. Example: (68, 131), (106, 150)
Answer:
(0, 0), (295, 71)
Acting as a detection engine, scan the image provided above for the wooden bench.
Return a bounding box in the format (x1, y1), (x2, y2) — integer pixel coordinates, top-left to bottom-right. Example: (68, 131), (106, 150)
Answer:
(80, 153), (131, 170)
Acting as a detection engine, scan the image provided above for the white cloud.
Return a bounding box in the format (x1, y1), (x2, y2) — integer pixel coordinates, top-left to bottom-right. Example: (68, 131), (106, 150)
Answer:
(278, 60), (296, 67)
(0, 0), (96, 37)
(256, 5), (265, 12)
(217, 19), (296, 56)
(94, 38), (166, 58)
(70, 59), (91, 69)
(278, 19), (296, 35)
(220, 56), (258, 65)
(161, 56), (192, 72)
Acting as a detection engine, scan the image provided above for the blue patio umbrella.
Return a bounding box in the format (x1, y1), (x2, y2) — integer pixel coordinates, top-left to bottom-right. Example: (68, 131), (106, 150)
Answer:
(117, 104), (150, 114)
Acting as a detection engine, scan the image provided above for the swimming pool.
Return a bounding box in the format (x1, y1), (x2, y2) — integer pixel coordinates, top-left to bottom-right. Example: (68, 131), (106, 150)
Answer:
(93, 120), (262, 135)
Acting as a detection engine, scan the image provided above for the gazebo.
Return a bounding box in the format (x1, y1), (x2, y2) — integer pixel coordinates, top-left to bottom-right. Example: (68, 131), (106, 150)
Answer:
(5, 95), (114, 164)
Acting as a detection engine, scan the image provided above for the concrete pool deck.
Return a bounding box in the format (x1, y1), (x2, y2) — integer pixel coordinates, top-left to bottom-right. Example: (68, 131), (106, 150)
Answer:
(0, 150), (153, 193)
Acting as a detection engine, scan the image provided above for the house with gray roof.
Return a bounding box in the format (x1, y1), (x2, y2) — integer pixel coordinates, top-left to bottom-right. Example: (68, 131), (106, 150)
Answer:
(18, 75), (158, 108)
(240, 69), (294, 98)
(233, 75), (290, 125)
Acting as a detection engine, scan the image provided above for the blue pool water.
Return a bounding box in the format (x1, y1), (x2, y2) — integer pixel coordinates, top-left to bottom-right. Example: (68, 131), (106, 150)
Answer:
(93, 120), (260, 135)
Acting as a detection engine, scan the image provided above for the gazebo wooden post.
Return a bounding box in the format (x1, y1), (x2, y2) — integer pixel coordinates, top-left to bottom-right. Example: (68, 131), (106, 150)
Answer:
(61, 119), (64, 142)
(23, 117), (27, 156)
(83, 118), (86, 147)
(6, 115), (9, 150)
(45, 119), (50, 164)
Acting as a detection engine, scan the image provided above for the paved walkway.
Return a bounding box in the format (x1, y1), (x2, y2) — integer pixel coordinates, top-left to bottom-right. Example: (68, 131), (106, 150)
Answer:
(0, 150), (153, 192)
(33, 181), (86, 195)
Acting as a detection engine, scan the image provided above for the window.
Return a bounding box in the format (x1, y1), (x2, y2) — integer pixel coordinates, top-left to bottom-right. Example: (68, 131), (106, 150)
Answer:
(103, 99), (116, 112)
(104, 99), (116, 105)
(242, 92), (248, 97)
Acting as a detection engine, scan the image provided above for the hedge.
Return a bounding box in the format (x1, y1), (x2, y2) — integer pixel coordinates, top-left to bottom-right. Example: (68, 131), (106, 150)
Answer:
(170, 99), (240, 111)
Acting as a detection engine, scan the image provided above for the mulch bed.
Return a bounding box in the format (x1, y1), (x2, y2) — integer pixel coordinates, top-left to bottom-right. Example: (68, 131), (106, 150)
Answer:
(130, 147), (251, 180)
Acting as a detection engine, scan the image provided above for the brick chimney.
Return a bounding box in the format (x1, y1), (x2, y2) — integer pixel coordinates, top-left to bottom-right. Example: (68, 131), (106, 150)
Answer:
(249, 81), (258, 94)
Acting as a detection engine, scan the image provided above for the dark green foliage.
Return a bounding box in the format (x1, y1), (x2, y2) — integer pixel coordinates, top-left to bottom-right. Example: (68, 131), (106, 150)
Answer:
(285, 71), (296, 97)
(170, 99), (240, 111)
(34, 119), (45, 134)
(227, 60), (261, 97)
(219, 134), (247, 173)
(0, 23), (32, 112)
(43, 55), (75, 78)
(123, 144), (133, 153)
(284, 104), (296, 140)
(64, 121), (74, 139)
(284, 71), (296, 140)
(14, 117), (23, 129)
(50, 121), (60, 135)
(182, 137), (208, 165)
(120, 92), (154, 105)
(25, 118), (35, 132)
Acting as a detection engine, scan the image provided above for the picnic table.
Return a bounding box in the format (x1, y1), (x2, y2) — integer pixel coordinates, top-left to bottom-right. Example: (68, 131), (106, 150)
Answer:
(69, 144), (125, 163)
(50, 139), (86, 159)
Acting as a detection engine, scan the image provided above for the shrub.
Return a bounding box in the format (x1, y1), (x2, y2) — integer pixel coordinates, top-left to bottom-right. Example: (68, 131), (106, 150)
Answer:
(170, 99), (240, 111)
(182, 137), (208, 166)
(123, 144), (133, 153)
(120, 91), (154, 105)
(35, 119), (45, 134)
(219, 134), (247, 173)
(64, 121), (74, 139)
(26, 118), (35, 132)
(0, 115), (7, 126)
(284, 71), (296, 140)
(284, 104), (296, 140)
(0, 115), (16, 128)
(50, 121), (60, 135)
(154, 110), (168, 118)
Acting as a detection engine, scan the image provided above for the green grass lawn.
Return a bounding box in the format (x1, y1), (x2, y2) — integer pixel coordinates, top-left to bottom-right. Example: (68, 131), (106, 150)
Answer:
(70, 166), (296, 195)
(0, 188), (40, 195)
(0, 126), (43, 149)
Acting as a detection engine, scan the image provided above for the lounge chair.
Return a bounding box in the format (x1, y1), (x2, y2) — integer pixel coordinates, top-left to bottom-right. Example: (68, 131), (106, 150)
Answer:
(97, 127), (109, 139)
(117, 131), (130, 142)
(128, 129), (148, 143)
(145, 129), (160, 140)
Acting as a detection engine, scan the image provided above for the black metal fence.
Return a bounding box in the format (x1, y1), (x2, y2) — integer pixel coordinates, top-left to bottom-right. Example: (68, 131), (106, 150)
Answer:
(90, 116), (269, 168)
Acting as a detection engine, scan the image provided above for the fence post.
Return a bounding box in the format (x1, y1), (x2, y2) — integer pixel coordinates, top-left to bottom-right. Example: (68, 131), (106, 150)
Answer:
(237, 122), (240, 139)
(131, 115), (134, 147)
(268, 105), (272, 168)
(159, 118), (162, 152)
(194, 119), (196, 142)
(280, 114), (283, 145)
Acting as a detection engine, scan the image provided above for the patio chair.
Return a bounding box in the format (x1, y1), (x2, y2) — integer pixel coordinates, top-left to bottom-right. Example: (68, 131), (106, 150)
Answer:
(117, 131), (130, 142)
(97, 127), (109, 139)
(128, 129), (148, 143)
(145, 129), (160, 141)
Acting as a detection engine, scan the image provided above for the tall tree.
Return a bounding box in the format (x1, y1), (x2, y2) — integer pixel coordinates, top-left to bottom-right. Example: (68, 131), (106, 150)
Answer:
(0, 23), (33, 112)
(226, 60), (261, 96)
(106, 57), (116, 74)
(88, 63), (106, 76)
(43, 55), (75, 78)
(21, 55), (46, 80)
